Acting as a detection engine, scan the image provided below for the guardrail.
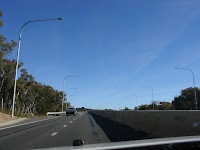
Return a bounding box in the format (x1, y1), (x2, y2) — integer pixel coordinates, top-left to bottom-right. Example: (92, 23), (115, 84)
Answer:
(46, 111), (66, 116)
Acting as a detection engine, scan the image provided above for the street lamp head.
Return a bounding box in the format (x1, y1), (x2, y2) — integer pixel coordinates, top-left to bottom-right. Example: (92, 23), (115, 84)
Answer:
(58, 18), (64, 20)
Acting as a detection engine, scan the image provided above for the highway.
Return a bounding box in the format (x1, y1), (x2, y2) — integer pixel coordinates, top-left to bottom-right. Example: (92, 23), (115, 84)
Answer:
(0, 112), (148, 150)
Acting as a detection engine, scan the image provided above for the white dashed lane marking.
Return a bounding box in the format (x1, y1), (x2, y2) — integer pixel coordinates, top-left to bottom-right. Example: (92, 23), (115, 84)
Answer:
(69, 121), (73, 123)
(63, 125), (67, 127)
(51, 132), (58, 136)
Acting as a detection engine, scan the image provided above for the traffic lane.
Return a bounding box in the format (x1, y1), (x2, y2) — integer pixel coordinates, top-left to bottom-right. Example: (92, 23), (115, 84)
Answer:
(89, 112), (149, 142)
(26, 112), (110, 149)
(0, 113), (82, 150)
(0, 112), (110, 150)
(1, 112), (72, 128)
(0, 116), (65, 138)
(0, 116), (66, 132)
(8, 116), (60, 126)
(0, 116), (68, 150)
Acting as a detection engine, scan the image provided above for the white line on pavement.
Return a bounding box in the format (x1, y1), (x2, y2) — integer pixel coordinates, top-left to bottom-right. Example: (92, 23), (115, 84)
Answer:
(51, 132), (58, 136)
(63, 125), (67, 127)
(0, 116), (62, 131)
(69, 121), (73, 123)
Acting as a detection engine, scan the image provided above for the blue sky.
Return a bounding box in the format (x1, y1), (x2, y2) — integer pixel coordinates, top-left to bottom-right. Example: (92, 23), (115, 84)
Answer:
(1, 0), (200, 109)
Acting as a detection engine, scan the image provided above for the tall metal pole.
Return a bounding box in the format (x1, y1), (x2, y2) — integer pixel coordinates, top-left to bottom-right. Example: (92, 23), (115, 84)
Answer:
(175, 67), (198, 110)
(62, 79), (65, 112)
(67, 94), (77, 108)
(66, 88), (77, 109)
(124, 97), (129, 109)
(142, 86), (154, 109)
(11, 18), (63, 118)
(62, 76), (79, 111)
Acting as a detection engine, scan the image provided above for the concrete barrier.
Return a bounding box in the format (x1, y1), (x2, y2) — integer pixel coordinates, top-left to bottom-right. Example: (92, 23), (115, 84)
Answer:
(90, 110), (200, 138)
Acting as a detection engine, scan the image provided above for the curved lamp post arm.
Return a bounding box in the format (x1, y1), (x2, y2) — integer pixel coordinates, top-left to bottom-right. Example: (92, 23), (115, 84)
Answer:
(67, 88), (77, 93)
(175, 67), (197, 109)
(11, 18), (63, 118)
(175, 67), (196, 90)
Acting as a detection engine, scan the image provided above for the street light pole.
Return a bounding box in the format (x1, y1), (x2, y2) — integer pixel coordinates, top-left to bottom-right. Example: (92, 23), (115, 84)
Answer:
(62, 76), (79, 111)
(142, 86), (154, 109)
(65, 88), (77, 109)
(129, 94), (138, 111)
(175, 67), (198, 110)
(124, 97), (129, 109)
(67, 94), (77, 107)
(11, 18), (63, 118)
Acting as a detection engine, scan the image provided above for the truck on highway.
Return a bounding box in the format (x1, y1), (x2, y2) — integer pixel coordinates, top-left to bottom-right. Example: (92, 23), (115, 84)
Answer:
(66, 106), (77, 116)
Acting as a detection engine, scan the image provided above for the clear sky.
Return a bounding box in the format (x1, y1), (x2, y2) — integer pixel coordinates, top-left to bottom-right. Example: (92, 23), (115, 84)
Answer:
(1, 0), (200, 109)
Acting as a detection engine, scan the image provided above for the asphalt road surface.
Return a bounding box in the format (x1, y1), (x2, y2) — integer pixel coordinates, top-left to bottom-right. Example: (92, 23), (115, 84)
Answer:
(0, 112), (148, 150)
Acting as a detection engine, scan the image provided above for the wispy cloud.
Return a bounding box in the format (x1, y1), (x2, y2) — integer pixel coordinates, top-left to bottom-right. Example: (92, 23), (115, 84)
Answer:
(130, 0), (200, 71)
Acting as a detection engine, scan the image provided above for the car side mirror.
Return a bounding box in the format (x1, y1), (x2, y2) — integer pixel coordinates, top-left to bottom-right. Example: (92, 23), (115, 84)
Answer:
(73, 139), (84, 146)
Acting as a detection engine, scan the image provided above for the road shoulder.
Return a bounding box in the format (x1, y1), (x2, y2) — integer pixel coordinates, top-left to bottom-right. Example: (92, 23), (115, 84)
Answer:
(0, 118), (27, 128)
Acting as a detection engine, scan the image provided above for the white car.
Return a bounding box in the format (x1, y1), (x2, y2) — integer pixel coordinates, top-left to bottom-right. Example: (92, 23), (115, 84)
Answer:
(66, 107), (77, 116)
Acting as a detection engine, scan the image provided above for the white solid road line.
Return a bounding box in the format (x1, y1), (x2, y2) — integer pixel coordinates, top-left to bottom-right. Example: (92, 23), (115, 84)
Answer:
(51, 132), (58, 136)
(69, 121), (73, 123)
(0, 116), (62, 131)
(63, 125), (67, 127)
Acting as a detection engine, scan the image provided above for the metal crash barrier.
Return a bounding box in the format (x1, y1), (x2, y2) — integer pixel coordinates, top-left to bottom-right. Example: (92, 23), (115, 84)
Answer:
(46, 111), (66, 116)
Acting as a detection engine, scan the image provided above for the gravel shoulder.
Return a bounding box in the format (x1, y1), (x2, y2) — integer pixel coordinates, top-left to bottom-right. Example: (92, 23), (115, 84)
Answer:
(0, 112), (27, 127)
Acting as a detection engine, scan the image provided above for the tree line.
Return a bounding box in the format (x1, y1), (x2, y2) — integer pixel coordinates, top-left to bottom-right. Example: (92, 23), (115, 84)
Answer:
(0, 11), (67, 116)
(137, 87), (200, 110)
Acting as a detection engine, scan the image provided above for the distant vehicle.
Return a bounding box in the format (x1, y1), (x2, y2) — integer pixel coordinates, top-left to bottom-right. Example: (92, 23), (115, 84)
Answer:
(66, 106), (77, 116)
